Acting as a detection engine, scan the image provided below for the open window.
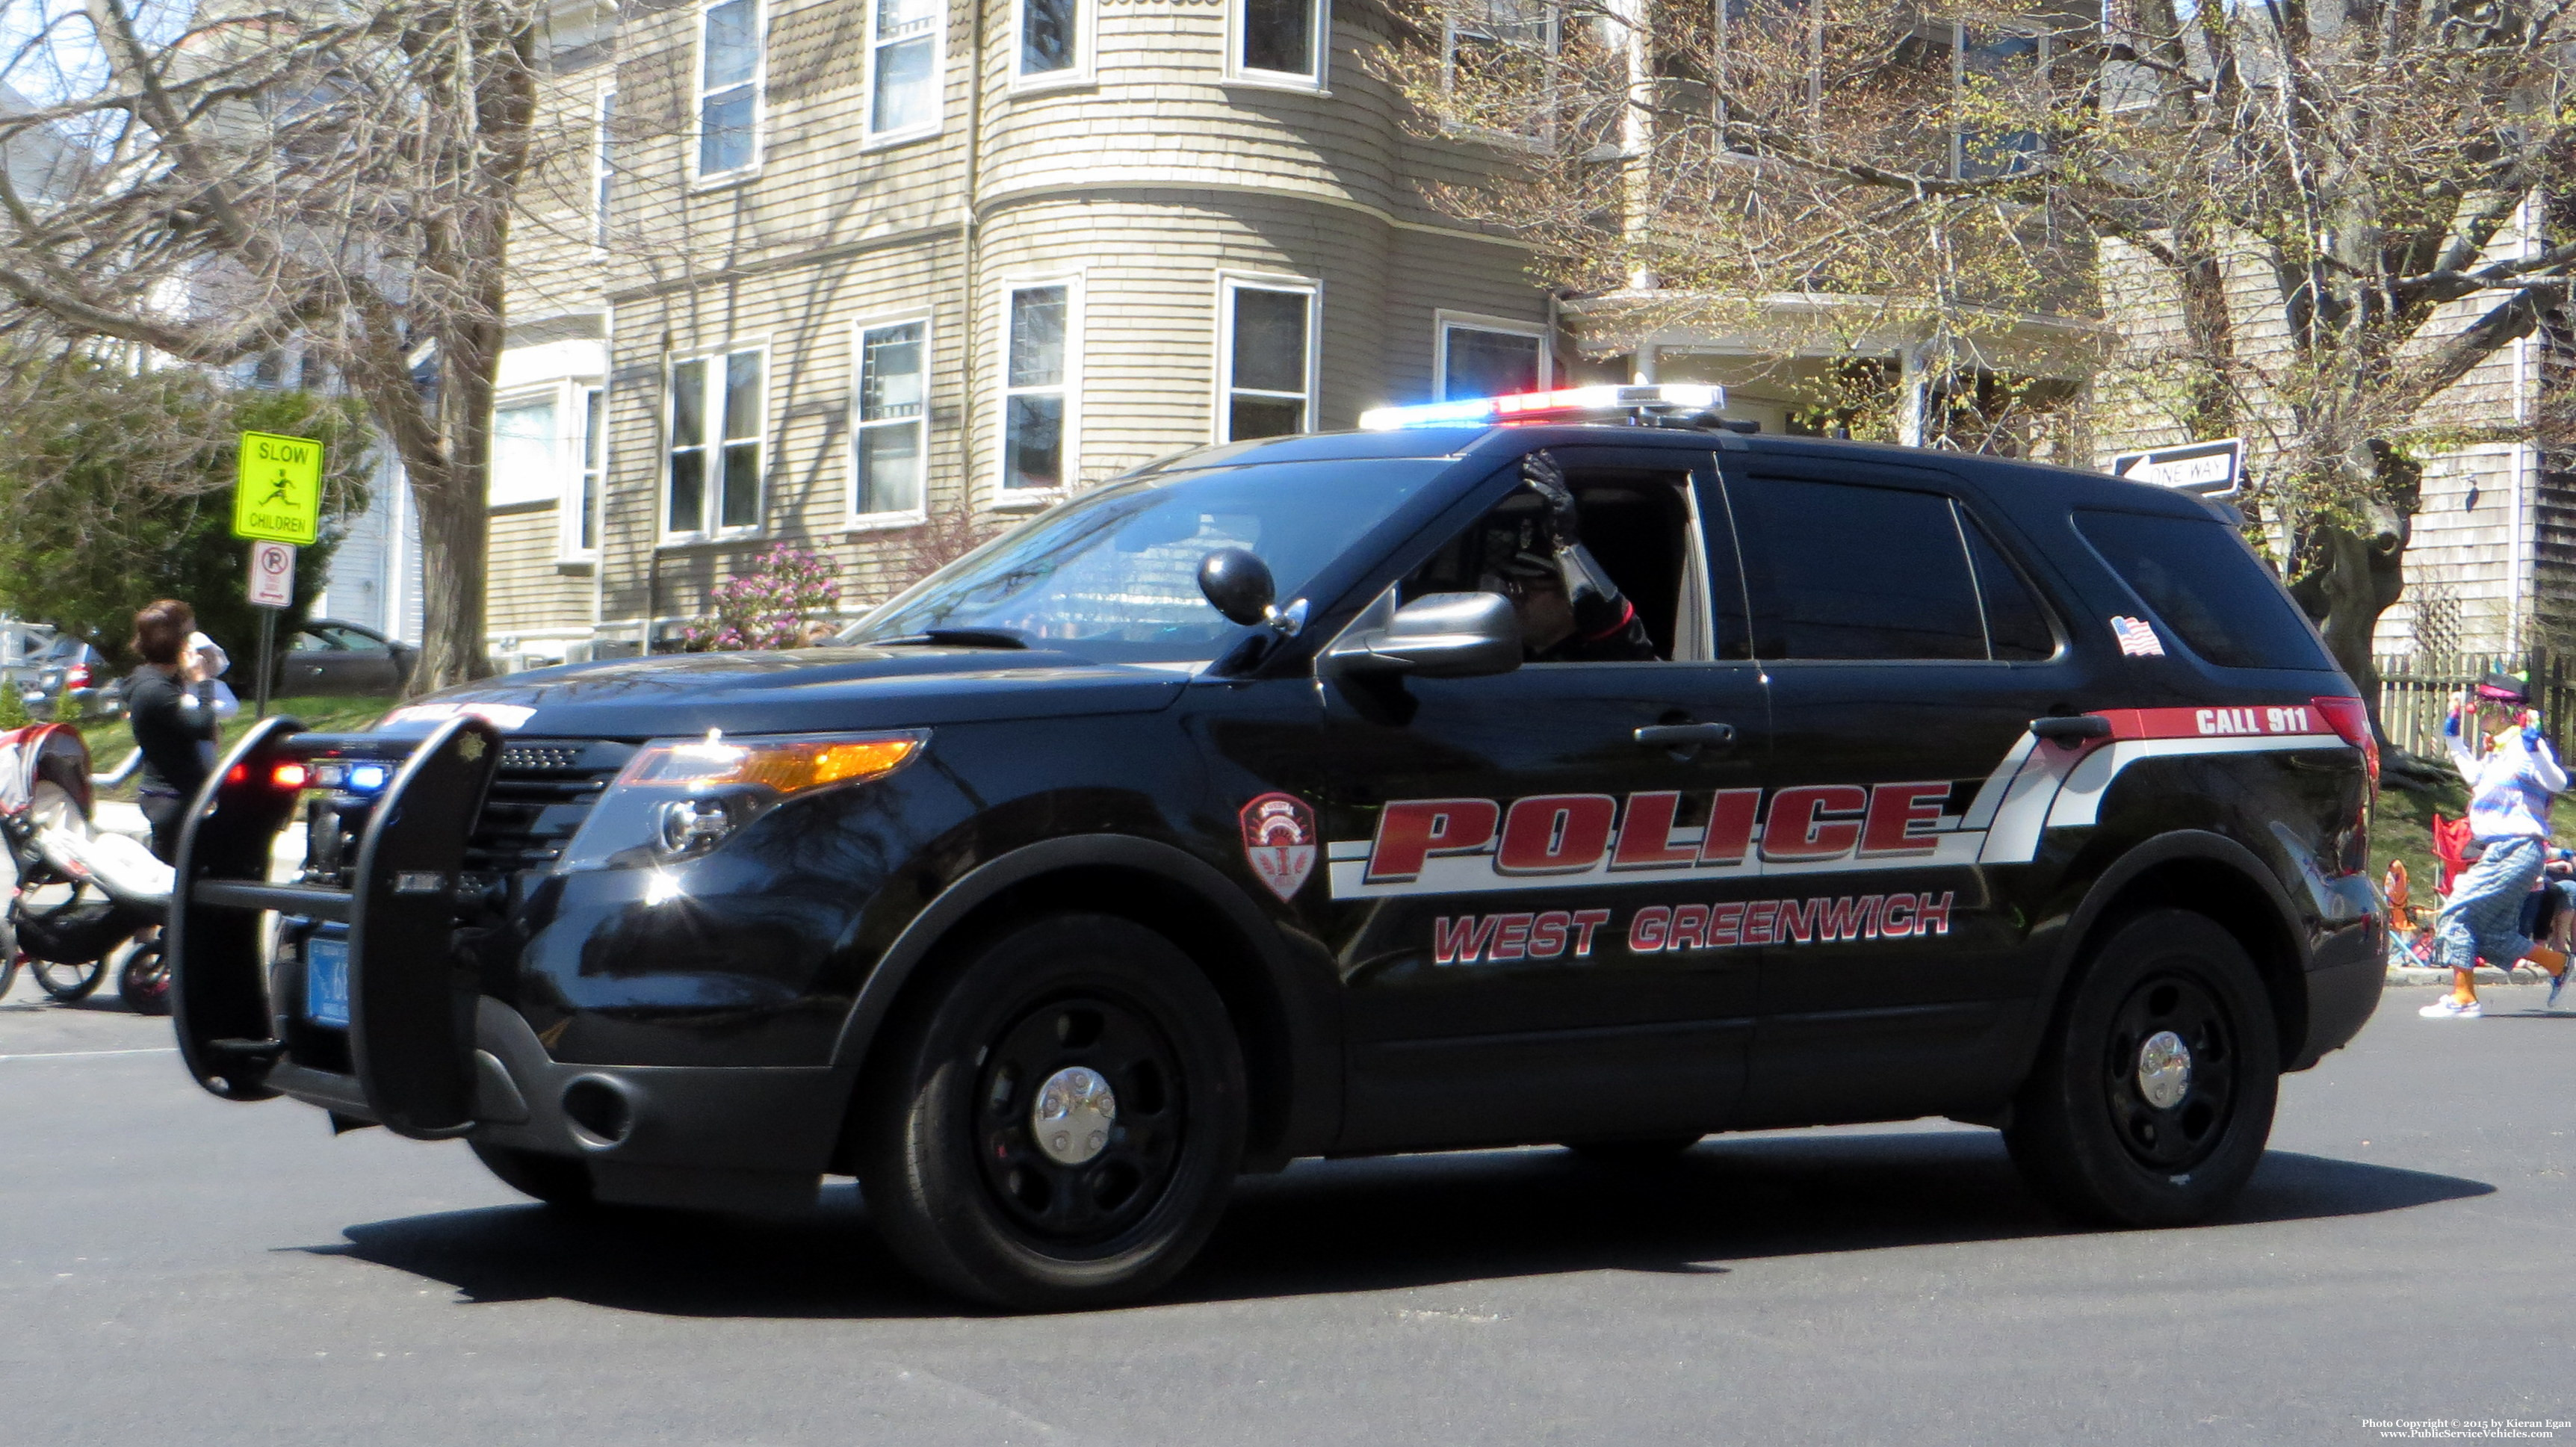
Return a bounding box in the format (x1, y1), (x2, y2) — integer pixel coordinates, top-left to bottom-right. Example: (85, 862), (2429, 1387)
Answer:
(1399, 457), (1731, 663)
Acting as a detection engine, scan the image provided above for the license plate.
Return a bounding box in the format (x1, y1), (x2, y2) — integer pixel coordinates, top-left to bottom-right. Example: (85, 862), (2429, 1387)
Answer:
(306, 936), (350, 1029)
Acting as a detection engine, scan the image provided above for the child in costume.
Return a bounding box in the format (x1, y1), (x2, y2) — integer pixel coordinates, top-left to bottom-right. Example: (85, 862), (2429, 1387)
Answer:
(2425, 671), (2576, 1018)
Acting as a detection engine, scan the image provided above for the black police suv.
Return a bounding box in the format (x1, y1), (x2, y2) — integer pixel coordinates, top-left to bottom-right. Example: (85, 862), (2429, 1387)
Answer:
(167, 399), (2382, 1310)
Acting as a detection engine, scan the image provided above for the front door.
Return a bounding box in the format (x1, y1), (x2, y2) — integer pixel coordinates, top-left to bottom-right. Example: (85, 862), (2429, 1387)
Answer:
(1322, 445), (1774, 1149)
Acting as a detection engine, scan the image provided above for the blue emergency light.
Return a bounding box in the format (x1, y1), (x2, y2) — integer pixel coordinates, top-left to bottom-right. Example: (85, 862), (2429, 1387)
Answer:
(1358, 383), (1726, 431)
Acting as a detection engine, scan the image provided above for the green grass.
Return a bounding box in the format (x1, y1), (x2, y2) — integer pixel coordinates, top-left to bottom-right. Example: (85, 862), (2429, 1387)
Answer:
(2375, 770), (2470, 905)
(89, 693), (394, 801)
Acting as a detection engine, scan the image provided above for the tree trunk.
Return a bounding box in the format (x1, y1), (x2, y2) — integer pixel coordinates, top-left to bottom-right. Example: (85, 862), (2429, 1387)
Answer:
(2291, 474), (2412, 747)
(411, 474), (491, 692)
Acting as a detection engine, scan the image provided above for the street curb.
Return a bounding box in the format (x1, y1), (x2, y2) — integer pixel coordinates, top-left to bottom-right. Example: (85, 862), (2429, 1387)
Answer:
(2386, 964), (2547, 985)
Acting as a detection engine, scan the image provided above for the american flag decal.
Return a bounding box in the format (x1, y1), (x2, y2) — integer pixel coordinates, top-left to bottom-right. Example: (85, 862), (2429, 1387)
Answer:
(2111, 616), (2164, 657)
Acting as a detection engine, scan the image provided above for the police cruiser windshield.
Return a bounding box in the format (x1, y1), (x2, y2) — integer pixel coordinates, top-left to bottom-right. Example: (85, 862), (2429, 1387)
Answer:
(841, 457), (1446, 662)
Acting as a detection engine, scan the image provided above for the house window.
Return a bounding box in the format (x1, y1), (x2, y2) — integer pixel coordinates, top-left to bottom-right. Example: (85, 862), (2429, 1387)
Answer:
(566, 385), (604, 557)
(853, 319), (929, 517)
(1002, 283), (1073, 492)
(1437, 315), (1547, 400)
(1236, 0), (1325, 82)
(1954, 25), (2044, 179)
(869, 0), (941, 138)
(490, 394), (562, 508)
(667, 350), (764, 536)
(1221, 279), (1314, 441)
(1017, 0), (1083, 79)
(592, 90), (616, 247)
(1442, 0), (1555, 137)
(696, 0), (762, 178)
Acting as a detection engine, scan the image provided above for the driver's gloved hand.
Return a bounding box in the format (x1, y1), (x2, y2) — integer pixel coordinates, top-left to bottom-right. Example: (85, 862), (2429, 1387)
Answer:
(1521, 450), (1582, 551)
(1521, 449), (1655, 660)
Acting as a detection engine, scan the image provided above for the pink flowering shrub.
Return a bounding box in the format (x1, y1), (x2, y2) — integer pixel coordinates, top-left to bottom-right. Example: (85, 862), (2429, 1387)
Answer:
(682, 544), (843, 651)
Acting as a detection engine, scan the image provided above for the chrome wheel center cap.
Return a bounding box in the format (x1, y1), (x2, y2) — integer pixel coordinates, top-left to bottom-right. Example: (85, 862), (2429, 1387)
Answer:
(1032, 1066), (1117, 1166)
(2136, 1029), (2192, 1110)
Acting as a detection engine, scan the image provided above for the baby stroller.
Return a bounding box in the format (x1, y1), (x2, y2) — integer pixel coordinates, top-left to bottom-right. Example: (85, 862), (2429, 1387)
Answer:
(0, 722), (176, 1014)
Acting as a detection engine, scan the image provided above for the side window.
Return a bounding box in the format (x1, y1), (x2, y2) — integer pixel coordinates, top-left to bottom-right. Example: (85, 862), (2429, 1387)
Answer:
(1733, 476), (1987, 660)
(1401, 462), (1717, 663)
(1961, 514), (2058, 660)
(2073, 508), (2333, 669)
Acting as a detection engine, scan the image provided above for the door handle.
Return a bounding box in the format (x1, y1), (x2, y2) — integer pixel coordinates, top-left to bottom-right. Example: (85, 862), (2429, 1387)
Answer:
(2029, 715), (2111, 744)
(1635, 722), (1737, 752)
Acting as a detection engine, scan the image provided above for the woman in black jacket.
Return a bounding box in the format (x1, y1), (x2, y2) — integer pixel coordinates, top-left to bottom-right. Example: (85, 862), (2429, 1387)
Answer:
(125, 600), (219, 863)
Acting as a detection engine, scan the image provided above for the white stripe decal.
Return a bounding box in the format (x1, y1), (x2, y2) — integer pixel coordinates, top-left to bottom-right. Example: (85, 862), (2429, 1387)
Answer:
(2043, 733), (2344, 831)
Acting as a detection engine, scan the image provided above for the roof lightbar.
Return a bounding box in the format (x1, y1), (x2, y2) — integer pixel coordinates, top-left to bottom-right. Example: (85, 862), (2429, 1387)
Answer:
(1358, 383), (1727, 431)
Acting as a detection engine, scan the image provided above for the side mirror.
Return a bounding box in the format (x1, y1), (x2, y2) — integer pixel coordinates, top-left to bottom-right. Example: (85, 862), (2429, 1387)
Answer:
(1197, 548), (1276, 626)
(1325, 592), (1521, 679)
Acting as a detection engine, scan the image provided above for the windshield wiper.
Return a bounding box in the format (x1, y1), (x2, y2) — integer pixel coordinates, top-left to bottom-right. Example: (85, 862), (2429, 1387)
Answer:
(869, 628), (1032, 650)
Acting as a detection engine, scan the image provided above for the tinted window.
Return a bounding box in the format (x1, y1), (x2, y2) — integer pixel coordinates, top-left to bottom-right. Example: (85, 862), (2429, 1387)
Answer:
(2074, 509), (2333, 670)
(1962, 516), (2058, 660)
(1736, 477), (1987, 660)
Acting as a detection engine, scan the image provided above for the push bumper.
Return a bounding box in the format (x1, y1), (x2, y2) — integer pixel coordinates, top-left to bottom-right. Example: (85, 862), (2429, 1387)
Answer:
(167, 716), (849, 1212)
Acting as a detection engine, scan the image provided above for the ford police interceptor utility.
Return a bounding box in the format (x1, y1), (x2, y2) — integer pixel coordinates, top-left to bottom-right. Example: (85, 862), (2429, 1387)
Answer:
(167, 384), (2382, 1310)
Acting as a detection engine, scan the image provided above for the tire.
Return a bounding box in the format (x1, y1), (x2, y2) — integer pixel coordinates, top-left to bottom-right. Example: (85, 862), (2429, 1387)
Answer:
(117, 938), (170, 1016)
(855, 912), (1248, 1311)
(29, 953), (107, 1003)
(469, 1141), (598, 1209)
(0, 950), (19, 1003)
(1564, 1136), (1703, 1165)
(2004, 908), (2280, 1227)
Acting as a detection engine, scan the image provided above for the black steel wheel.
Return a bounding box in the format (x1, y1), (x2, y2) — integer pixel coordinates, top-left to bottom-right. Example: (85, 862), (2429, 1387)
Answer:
(856, 913), (1246, 1310)
(29, 952), (107, 1003)
(2005, 909), (2279, 1227)
(117, 938), (171, 1017)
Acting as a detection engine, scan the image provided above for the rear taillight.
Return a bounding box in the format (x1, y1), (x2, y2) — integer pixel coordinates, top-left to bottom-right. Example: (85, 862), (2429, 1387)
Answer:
(62, 665), (88, 688)
(2311, 695), (2378, 781)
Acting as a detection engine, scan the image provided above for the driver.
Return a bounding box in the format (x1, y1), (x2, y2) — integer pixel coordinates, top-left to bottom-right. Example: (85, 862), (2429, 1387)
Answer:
(1478, 450), (1658, 662)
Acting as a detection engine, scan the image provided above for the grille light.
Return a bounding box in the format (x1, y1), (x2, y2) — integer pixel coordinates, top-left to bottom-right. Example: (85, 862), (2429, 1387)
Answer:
(1359, 383), (1726, 431)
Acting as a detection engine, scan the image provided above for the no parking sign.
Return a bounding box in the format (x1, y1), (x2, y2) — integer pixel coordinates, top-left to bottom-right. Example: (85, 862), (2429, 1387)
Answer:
(248, 540), (296, 608)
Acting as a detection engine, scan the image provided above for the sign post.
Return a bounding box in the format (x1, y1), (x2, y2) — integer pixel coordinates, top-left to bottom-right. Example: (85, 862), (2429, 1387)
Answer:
(232, 433), (324, 719)
(247, 541), (296, 718)
(2109, 438), (2244, 498)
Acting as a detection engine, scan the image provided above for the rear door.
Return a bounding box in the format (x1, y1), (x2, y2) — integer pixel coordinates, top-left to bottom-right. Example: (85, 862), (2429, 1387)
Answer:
(1721, 450), (2087, 1125)
(1324, 444), (1774, 1148)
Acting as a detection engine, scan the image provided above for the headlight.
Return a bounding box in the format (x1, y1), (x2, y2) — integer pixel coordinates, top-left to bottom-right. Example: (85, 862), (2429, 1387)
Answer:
(559, 729), (926, 872)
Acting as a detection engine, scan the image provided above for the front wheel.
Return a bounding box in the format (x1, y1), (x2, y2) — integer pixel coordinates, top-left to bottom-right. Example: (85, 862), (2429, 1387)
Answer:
(855, 913), (1247, 1311)
(29, 953), (106, 1003)
(2004, 908), (2280, 1227)
(117, 938), (170, 1016)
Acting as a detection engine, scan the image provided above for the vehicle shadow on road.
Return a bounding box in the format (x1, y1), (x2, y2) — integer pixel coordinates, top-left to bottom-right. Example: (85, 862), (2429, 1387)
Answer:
(303, 1129), (2491, 1317)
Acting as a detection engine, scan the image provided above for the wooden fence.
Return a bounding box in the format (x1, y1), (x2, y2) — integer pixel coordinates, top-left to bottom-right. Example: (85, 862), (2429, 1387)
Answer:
(2375, 650), (2576, 763)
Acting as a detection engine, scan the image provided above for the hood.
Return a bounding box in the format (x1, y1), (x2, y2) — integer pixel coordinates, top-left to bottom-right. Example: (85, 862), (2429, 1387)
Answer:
(368, 645), (1191, 740)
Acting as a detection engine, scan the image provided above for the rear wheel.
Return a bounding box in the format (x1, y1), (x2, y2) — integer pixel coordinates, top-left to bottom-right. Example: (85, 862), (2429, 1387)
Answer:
(28, 952), (106, 1003)
(117, 938), (170, 1016)
(855, 913), (1246, 1311)
(2004, 909), (2279, 1227)
(469, 1141), (598, 1209)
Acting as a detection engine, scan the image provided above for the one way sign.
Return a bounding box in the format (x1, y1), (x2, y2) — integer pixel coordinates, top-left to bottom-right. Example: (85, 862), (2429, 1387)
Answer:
(2110, 438), (2244, 498)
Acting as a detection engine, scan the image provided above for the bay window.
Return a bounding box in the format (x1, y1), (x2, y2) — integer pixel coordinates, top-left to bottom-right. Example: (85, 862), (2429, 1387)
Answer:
(1001, 282), (1074, 492)
(1220, 278), (1315, 441)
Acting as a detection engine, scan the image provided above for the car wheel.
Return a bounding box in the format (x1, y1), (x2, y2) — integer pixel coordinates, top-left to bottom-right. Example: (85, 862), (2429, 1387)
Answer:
(855, 912), (1247, 1311)
(1564, 1136), (1703, 1165)
(469, 1141), (598, 1209)
(2004, 908), (2280, 1227)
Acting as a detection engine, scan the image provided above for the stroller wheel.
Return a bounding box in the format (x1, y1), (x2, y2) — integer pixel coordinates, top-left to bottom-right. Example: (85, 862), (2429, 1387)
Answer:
(29, 954), (107, 1003)
(0, 951), (19, 1003)
(118, 939), (170, 1017)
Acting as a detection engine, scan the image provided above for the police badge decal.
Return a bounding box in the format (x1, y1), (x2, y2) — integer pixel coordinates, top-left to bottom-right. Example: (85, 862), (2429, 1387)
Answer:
(1239, 793), (1319, 901)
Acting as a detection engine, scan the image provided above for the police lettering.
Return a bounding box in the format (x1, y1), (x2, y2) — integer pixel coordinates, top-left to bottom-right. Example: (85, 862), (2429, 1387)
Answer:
(1366, 782), (1955, 882)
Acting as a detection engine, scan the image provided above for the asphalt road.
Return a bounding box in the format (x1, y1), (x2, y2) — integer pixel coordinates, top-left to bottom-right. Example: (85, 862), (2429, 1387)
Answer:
(4, 979), (2571, 1447)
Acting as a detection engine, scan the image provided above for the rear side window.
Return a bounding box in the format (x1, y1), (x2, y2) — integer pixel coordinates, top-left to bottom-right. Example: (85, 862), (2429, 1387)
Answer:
(1735, 477), (1984, 659)
(1963, 518), (2058, 661)
(2073, 509), (2332, 670)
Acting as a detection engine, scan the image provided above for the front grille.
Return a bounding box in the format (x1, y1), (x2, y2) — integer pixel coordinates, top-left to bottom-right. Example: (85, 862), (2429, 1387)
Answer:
(463, 738), (637, 875)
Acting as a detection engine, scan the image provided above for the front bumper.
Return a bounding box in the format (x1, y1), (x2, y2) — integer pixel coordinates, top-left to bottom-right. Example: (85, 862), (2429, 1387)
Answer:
(167, 716), (849, 1212)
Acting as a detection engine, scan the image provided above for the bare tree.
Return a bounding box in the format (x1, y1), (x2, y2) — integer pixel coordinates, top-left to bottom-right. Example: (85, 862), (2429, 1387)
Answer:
(0, 0), (552, 689)
(1381, 0), (2576, 737)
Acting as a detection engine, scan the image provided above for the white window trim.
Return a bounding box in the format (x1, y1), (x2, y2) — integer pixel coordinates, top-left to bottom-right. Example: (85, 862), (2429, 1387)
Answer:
(862, 0), (945, 149)
(690, 0), (767, 187)
(590, 87), (616, 250)
(1433, 309), (1552, 401)
(991, 273), (1083, 508)
(660, 343), (770, 544)
(1006, 0), (1095, 93)
(561, 381), (607, 563)
(849, 313), (934, 527)
(1213, 271), (1320, 444)
(1225, 0), (1330, 90)
(490, 381), (575, 513)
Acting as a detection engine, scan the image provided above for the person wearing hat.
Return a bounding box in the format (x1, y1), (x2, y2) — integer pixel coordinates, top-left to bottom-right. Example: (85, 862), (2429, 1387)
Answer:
(2425, 670), (2576, 1017)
